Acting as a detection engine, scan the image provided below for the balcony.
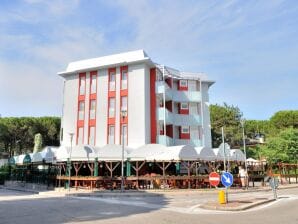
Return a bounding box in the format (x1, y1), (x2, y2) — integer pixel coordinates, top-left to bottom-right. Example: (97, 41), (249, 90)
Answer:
(174, 139), (202, 147)
(155, 81), (172, 100)
(157, 135), (173, 146)
(172, 90), (201, 102)
(174, 114), (201, 126)
(157, 108), (173, 124)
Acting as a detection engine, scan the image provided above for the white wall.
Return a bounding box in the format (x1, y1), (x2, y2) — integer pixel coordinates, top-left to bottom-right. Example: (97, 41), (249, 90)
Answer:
(201, 82), (212, 148)
(61, 74), (78, 146)
(127, 63), (150, 148)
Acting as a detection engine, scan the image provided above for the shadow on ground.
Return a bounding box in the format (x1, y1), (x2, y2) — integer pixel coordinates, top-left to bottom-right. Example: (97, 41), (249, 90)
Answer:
(0, 188), (168, 224)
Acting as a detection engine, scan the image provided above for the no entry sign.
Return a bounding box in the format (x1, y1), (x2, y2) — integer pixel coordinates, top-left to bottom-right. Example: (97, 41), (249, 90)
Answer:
(209, 172), (220, 187)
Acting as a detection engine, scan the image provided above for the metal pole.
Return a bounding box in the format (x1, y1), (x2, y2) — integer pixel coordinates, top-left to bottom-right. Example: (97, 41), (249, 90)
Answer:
(68, 133), (74, 194)
(121, 123), (124, 192)
(241, 119), (248, 189)
(221, 127), (226, 172)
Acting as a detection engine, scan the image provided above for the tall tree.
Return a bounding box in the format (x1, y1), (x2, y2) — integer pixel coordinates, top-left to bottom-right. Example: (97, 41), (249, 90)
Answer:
(210, 103), (242, 147)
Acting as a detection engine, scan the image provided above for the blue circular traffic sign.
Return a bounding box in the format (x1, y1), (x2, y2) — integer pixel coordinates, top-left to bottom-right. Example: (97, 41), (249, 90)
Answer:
(221, 171), (234, 187)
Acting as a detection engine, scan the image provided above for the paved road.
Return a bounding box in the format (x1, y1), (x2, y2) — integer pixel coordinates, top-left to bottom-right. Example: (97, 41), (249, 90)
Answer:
(0, 187), (298, 224)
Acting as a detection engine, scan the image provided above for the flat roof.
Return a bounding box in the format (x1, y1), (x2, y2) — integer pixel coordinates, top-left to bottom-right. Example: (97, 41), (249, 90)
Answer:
(58, 49), (154, 77)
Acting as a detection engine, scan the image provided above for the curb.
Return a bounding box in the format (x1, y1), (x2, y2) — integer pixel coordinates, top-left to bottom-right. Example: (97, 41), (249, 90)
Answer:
(200, 198), (276, 211)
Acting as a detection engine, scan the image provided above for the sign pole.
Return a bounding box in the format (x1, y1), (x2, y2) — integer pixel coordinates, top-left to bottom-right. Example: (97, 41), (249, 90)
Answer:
(221, 127), (228, 203)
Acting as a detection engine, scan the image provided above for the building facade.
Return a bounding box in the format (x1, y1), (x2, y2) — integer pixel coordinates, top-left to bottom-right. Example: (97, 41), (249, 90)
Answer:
(58, 50), (214, 149)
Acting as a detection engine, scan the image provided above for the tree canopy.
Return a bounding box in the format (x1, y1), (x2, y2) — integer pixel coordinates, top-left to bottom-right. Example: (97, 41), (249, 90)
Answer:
(0, 117), (60, 157)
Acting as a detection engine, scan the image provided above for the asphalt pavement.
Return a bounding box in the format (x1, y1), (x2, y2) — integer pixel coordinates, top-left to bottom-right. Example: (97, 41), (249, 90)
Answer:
(0, 186), (298, 224)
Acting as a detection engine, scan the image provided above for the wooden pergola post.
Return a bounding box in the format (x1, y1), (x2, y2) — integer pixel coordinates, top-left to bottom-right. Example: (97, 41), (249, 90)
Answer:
(132, 161), (146, 189)
(156, 161), (171, 189)
(73, 162), (83, 188)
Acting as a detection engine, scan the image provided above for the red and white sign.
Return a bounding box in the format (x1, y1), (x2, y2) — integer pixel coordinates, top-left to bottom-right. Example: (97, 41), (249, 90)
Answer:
(209, 172), (220, 187)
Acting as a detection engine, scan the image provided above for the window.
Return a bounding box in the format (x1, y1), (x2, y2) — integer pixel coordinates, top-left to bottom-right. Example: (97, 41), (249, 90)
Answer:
(78, 101), (85, 120)
(78, 127), (84, 145)
(181, 126), (189, 134)
(121, 70), (128, 89)
(89, 126), (95, 145)
(79, 75), (86, 95)
(180, 103), (188, 110)
(109, 71), (116, 91)
(179, 80), (187, 87)
(121, 96), (127, 112)
(89, 99), (96, 120)
(109, 98), (115, 118)
(90, 74), (97, 94)
(121, 124), (127, 146)
(108, 125), (115, 144)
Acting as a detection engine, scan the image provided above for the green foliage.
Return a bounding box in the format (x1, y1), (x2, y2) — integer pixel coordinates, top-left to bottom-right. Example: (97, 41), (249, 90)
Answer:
(0, 117), (60, 156)
(259, 128), (298, 164)
(210, 103), (242, 147)
(270, 110), (298, 129)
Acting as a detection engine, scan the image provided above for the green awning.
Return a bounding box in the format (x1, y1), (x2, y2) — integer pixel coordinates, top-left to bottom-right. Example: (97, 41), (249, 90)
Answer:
(23, 154), (31, 164)
(9, 157), (15, 165)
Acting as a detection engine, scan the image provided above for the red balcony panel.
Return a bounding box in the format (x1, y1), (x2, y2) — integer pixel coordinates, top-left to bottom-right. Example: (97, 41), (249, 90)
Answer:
(89, 119), (96, 126)
(108, 91), (116, 97)
(90, 93), (97, 100)
(120, 89), (128, 96)
(78, 95), (85, 101)
(77, 120), (84, 127)
(108, 118), (115, 124)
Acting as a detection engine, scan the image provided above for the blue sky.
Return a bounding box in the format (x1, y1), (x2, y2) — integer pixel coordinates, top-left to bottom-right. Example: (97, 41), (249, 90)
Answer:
(0, 0), (297, 120)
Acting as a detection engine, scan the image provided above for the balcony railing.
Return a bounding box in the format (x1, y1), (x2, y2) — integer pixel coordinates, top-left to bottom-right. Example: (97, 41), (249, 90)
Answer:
(174, 139), (202, 147)
(157, 108), (173, 124)
(155, 81), (172, 100)
(172, 90), (201, 102)
(174, 114), (201, 126)
(157, 108), (201, 126)
(157, 135), (173, 146)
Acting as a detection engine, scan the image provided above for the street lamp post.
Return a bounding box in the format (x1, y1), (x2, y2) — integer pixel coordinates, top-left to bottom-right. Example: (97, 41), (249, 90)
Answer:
(240, 119), (248, 189)
(121, 109), (127, 192)
(68, 133), (74, 193)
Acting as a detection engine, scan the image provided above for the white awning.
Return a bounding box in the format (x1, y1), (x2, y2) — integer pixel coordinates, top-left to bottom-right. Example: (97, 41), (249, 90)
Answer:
(230, 149), (246, 162)
(128, 144), (167, 161)
(195, 147), (216, 161)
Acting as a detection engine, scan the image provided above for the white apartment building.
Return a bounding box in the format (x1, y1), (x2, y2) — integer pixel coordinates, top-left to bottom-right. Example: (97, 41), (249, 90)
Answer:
(58, 50), (214, 149)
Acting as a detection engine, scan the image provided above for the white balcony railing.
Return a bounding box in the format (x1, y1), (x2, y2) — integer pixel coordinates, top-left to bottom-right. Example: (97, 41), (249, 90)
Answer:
(174, 114), (201, 126)
(157, 135), (173, 146)
(172, 90), (201, 102)
(174, 139), (202, 147)
(157, 108), (173, 124)
(157, 108), (201, 126)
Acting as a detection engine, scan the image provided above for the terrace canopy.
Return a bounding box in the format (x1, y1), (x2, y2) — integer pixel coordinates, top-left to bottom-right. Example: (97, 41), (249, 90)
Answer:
(230, 149), (246, 162)
(195, 147), (216, 161)
(127, 144), (167, 161)
(146, 145), (199, 161)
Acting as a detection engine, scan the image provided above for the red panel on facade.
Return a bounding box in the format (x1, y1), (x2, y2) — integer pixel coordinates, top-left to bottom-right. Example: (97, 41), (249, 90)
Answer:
(150, 68), (157, 143)
(120, 89), (128, 96)
(178, 80), (188, 91)
(165, 101), (172, 112)
(166, 125), (173, 138)
(108, 118), (115, 124)
(120, 117), (128, 124)
(179, 109), (189, 114)
(78, 95), (85, 101)
(77, 120), (84, 127)
(89, 119), (96, 126)
(90, 93), (97, 100)
(108, 91), (116, 97)
(179, 127), (190, 139)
